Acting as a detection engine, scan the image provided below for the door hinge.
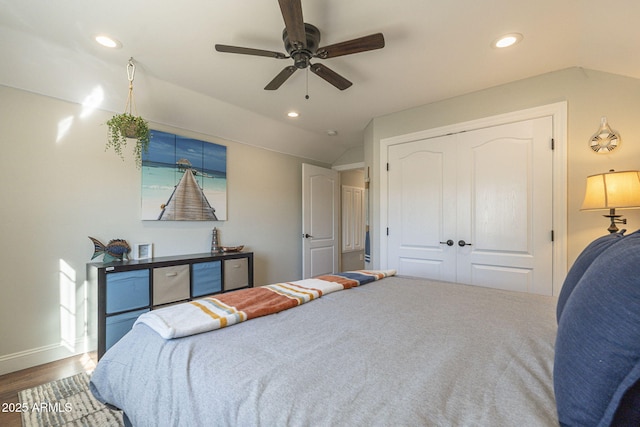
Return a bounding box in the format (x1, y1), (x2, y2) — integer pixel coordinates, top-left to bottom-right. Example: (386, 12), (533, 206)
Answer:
(551, 138), (555, 150)
(386, 227), (389, 236)
(386, 162), (389, 171)
(551, 230), (555, 242)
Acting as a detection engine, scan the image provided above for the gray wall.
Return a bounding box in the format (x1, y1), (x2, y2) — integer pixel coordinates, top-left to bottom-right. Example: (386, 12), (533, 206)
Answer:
(5, 66), (640, 374)
(0, 85), (327, 374)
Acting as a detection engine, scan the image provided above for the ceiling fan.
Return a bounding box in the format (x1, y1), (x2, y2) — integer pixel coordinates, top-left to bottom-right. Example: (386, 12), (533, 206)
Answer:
(214, 0), (385, 91)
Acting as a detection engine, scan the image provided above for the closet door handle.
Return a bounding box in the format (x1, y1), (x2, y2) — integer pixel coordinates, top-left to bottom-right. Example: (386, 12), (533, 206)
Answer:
(303, 233), (313, 239)
(439, 239), (454, 246)
(458, 240), (472, 247)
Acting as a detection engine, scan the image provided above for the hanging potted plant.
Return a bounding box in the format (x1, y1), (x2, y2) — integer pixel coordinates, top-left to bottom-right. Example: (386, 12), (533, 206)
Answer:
(105, 57), (151, 168)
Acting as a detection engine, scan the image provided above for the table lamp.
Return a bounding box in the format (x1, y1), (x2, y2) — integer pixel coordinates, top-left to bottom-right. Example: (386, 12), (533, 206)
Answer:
(581, 169), (640, 233)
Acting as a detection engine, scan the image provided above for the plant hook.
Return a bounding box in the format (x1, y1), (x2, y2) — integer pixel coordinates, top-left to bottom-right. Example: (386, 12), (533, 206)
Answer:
(127, 57), (136, 83)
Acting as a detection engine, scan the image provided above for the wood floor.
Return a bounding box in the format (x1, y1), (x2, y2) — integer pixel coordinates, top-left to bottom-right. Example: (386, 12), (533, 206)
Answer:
(0, 352), (97, 427)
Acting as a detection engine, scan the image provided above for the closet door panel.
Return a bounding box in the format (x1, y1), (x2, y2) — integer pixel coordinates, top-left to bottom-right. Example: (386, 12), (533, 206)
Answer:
(471, 135), (531, 252)
(456, 117), (553, 294)
(387, 135), (457, 282)
(342, 186), (365, 252)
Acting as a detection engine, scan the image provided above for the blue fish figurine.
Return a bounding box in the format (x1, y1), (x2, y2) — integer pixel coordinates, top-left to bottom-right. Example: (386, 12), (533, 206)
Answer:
(89, 237), (131, 262)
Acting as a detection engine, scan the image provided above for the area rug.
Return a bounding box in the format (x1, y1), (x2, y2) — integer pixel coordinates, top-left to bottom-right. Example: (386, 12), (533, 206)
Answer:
(18, 372), (123, 427)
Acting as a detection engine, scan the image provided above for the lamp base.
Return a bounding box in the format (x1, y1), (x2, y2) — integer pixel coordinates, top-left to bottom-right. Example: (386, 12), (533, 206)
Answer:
(603, 208), (626, 233)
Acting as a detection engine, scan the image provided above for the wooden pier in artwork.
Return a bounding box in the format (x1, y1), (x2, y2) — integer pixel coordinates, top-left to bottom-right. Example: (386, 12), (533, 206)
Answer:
(159, 168), (218, 221)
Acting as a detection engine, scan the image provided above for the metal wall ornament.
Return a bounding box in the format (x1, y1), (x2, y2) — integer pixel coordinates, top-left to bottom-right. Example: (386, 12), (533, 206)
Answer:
(589, 116), (621, 153)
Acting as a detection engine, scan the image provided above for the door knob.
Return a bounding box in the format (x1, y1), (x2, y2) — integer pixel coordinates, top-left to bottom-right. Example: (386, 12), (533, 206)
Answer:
(303, 233), (313, 239)
(458, 240), (472, 247)
(439, 239), (454, 246)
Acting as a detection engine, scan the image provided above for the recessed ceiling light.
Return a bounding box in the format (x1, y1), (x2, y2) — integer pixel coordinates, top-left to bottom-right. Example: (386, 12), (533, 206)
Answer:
(95, 34), (122, 49)
(287, 111), (299, 118)
(492, 33), (523, 49)
(327, 130), (338, 136)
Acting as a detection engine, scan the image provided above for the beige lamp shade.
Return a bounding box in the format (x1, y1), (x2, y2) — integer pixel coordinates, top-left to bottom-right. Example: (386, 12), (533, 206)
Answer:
(581, 170), (640, 210)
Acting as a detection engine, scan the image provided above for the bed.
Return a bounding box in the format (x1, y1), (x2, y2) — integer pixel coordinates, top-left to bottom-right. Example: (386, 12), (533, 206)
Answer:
(91, 229), (640, 426)
(90, 272), (559, 426)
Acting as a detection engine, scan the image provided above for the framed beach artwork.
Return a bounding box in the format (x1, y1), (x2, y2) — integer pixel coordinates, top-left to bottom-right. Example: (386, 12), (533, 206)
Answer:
(141, 130), (227, 221)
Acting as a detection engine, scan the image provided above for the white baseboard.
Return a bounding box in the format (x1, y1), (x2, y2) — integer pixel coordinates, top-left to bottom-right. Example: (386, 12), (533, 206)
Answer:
(0, 336), (96, 376)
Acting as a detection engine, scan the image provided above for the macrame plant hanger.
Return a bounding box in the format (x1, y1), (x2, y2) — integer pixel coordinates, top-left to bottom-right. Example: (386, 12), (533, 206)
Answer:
(105, 56), (150, 168)
(124, 57), (138, 119)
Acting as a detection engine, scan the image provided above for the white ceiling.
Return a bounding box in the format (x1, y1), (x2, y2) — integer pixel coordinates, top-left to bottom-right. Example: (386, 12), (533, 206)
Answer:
(2, 0), (640, 163)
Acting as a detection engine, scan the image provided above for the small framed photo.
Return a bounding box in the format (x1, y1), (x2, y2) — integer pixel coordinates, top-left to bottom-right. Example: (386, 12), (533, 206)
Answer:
(133, 243), (153, 260)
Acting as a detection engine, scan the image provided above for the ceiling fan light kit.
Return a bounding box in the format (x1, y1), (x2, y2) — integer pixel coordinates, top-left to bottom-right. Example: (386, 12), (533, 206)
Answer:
(214, 0), (385, 91)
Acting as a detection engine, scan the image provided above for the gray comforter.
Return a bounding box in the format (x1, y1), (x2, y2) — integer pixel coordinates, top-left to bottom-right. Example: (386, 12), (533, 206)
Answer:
(90, 276), (558, 426)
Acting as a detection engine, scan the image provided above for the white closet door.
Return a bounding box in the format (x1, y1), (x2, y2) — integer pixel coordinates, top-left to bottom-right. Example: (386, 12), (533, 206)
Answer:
(387, 117), (554, 295)
(456, 117), (553, 294)
(387, 135), (457, 282)
(342, 185), (365, 252)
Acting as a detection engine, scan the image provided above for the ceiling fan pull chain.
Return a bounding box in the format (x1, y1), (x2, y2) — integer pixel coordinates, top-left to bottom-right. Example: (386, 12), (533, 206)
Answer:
(305, 67), (310, 100)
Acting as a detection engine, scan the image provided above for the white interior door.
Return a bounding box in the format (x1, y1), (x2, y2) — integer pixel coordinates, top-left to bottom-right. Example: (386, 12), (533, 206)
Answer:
(302, 163), (339, 279)
(387, 117), (554, 295)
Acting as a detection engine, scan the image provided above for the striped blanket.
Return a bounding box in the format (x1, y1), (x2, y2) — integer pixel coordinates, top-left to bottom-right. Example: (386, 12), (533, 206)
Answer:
(135, 270), (395, 339)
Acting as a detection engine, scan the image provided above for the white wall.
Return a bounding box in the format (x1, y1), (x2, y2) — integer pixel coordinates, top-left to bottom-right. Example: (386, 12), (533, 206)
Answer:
(0, 85), (327, 374)
(365, 67), (640, 273)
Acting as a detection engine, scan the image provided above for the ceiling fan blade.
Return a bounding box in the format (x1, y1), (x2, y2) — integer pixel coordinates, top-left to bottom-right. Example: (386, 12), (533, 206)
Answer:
(310, 63), (352, 90)
(278, 0), (306, 49)
(265, 66), (298, 90)
(215, 44), (287, 59)
(316, 33), (385, 59)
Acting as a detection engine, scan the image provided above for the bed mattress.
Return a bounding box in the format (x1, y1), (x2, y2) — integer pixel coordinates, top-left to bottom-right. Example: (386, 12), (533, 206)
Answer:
(90, 275), (558, 426)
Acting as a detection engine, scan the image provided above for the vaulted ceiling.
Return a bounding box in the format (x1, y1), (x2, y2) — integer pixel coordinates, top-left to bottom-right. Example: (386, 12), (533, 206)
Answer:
(2, 0), (639, 163)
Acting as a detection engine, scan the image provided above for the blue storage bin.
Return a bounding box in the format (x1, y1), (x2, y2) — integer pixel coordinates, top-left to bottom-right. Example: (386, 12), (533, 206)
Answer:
(106, 270), (150, 313)
(105, 308), (149, 351)
(192, 261), (222, 297)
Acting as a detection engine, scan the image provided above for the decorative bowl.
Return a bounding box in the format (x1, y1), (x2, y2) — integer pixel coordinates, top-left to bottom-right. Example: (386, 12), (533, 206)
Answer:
(221, 245), (244, 253)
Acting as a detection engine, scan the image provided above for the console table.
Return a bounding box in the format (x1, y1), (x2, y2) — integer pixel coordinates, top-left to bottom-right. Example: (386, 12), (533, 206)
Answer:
(87, 251), (254, 359)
